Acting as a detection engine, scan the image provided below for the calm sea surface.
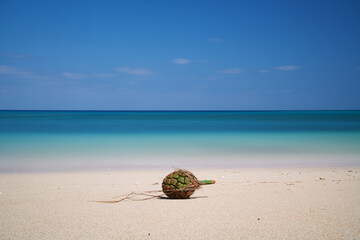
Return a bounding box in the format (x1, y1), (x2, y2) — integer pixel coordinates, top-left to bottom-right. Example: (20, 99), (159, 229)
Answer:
(1, 111), (360, 172)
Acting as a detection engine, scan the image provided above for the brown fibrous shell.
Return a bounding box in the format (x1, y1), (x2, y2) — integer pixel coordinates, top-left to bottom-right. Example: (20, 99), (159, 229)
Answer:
(162, 169), (201, 199)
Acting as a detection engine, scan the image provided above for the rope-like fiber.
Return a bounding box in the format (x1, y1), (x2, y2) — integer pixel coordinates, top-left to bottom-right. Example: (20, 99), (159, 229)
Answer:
(90, 187), (202, 203)
(90, 169), (214, 203)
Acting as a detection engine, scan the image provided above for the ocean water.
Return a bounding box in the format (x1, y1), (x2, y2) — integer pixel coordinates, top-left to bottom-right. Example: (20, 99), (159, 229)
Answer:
(0, 111), (360, 172)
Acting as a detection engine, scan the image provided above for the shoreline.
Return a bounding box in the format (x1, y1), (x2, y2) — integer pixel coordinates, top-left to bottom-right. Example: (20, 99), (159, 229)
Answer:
(1, 153), (359, 173)
(1, 164), (360, 175)
(1, 166), (359, 239)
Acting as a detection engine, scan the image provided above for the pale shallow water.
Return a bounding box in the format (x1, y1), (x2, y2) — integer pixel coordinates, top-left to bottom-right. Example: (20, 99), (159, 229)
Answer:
(1, 111), (360, 172)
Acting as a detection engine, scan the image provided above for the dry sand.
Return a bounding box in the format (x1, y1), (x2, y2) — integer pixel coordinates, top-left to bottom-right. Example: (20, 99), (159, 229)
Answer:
(1, 167), (360, 240)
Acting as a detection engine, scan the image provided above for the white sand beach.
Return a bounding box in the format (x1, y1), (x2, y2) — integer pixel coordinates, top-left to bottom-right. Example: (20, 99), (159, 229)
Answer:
(0, 167), (359, 239)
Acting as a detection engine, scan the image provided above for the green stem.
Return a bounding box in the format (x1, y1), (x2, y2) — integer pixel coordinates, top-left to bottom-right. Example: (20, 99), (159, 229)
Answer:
(199, 180), (216, 185)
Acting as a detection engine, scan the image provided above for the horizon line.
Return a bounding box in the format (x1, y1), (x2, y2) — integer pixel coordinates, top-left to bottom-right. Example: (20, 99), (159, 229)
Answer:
(1, 109), (359, 112)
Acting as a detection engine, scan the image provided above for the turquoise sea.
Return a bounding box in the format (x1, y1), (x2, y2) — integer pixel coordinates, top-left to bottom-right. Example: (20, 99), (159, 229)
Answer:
(1, 111), (360, 172)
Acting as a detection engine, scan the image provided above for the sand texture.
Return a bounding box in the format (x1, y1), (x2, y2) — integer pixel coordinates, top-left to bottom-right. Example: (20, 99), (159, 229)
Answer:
(1, 167), (360, 239)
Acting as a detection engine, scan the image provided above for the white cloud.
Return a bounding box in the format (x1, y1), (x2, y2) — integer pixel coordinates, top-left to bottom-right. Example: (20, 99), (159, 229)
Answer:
(258, 69), (268, 73)
(2, 52), (27, 58)
(219, 68), (243, 74)
(209, 38), (222, 42)
(115, 67), (153, 75)
(276, 65), (299, 71)
(203, 76), (226, 81)
(0, 65), (30, 75)
(92, 73), (115, 78)
(62, 72), (117, 79)
(62, 73), (87, 79)
(173, 58), (191, 64)
(0, 65), (46, 79)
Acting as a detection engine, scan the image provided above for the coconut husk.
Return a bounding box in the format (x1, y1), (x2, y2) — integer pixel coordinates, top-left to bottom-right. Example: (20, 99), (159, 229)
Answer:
(91, 169), (214, 203)
(162, 169), (201, 199)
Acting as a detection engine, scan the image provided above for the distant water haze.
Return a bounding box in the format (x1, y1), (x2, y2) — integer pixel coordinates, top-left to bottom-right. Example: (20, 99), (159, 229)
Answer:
(0, 111), (359, 172)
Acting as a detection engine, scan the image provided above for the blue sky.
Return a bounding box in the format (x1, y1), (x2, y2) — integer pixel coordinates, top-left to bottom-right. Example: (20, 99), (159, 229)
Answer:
(0, 0), (359, 110)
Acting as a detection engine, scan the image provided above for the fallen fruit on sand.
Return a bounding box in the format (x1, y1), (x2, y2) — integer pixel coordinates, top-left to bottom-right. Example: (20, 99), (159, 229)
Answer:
(93, 169), (215, 203)
(162, 169), (215, 199)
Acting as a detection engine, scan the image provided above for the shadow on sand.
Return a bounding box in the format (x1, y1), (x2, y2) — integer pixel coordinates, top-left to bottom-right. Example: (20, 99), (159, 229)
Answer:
(157, 196), (208, 200)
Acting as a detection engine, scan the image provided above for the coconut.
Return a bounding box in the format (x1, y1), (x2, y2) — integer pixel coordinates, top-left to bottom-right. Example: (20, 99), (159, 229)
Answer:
(162, 169), (215, 199)
(93, 169), (215, 203)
